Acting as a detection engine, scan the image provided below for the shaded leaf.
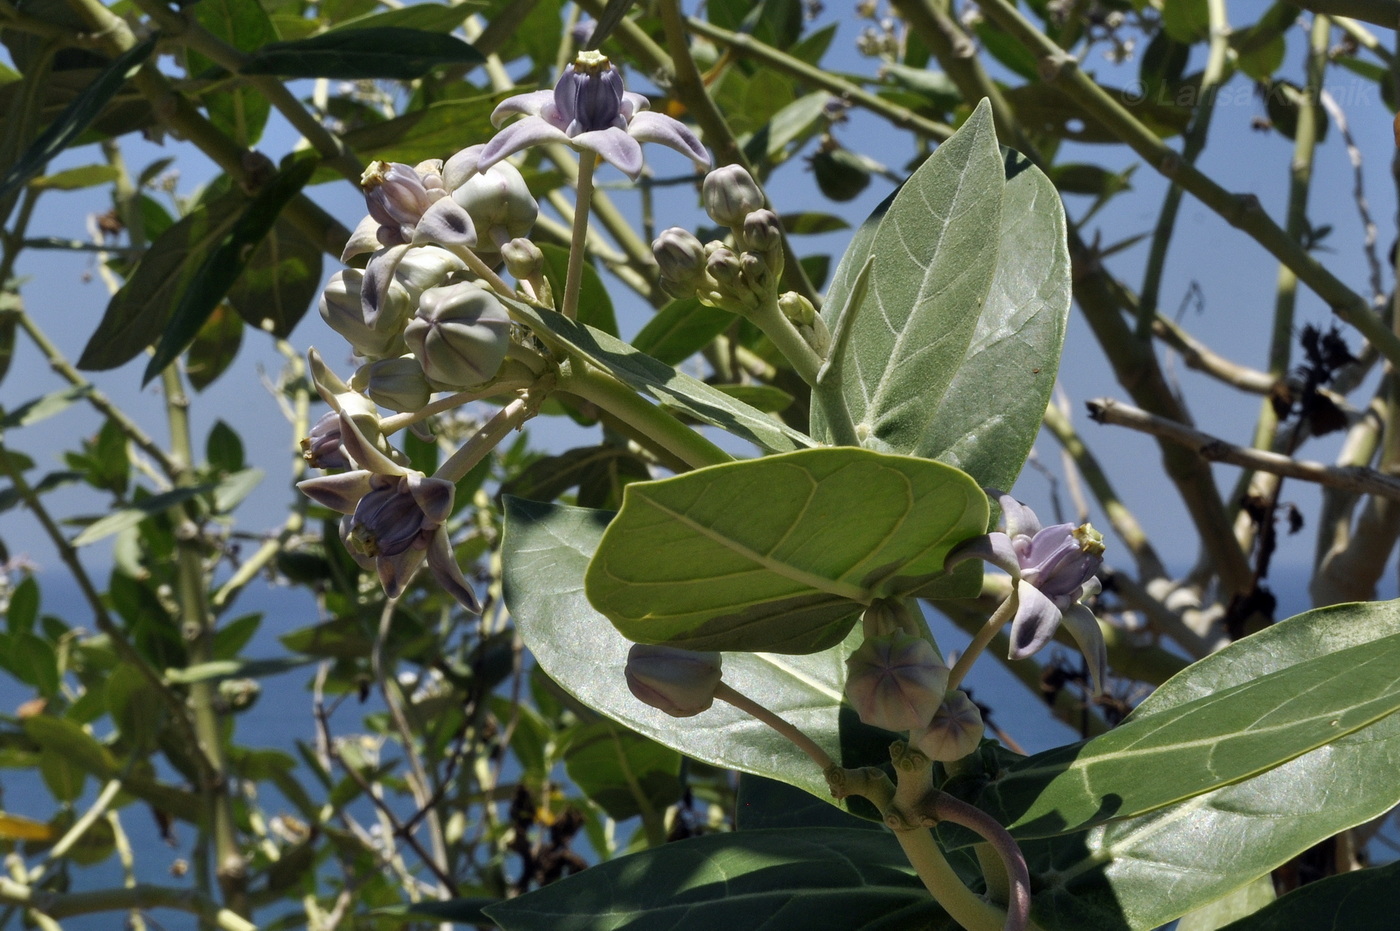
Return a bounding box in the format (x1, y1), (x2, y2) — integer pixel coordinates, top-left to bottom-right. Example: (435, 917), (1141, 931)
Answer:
(227, 217), (323, 338)
(631, 298), (733, 365)
(563, 720), (681, 822)
(71, 485), (212, 546)
(540, 242), (616, 336)
(184, 303), (244, 392)
(241, 28), (483, 79)
(189, 0), (276, 146)
(1218, 861), (1399, 931)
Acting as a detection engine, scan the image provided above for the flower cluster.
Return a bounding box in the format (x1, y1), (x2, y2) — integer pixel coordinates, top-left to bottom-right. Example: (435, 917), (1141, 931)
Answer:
(300, 52), (710, 609)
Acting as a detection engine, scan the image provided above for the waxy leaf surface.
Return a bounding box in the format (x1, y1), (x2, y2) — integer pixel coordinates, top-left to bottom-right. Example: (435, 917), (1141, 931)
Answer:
(502, 497), (895, 808)
(812, 99), (1070, 491)
(484, 828), (954, 931)
(1009, 599), (1400, 930)
(585, 448), (987, 653)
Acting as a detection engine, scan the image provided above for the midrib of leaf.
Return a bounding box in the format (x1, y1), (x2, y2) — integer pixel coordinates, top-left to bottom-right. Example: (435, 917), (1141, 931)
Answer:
(632, 492), (868, 603)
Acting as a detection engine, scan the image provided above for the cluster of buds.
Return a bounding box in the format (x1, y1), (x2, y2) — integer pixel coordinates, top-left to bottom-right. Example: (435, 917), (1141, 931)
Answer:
(655, 168), (779, 306)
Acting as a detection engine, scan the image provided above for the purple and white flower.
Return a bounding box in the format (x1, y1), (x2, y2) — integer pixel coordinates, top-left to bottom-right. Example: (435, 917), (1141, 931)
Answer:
(298, 412), (480, 612)
(949, 492), (1108, 693)
(478, 50), (710, 180)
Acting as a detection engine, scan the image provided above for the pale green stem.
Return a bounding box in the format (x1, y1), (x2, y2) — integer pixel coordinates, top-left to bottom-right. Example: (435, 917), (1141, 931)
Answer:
(29, 780), (123, 880)
(713, 683), (833, 770)
(928, 793), (1031, 931)
(443, 242), (518, 298)
(890, 828), (1008, 931)
(556, 362), (733, 470)
(378, 377), (536, 436)
(0, 878), (256, 931)
(562, 154), (597, 321)
(747, 294), (823, 387)
(435, 394), (536, 483)
(1135, 0), (1231, 337)
(947, 591), (1019, 692)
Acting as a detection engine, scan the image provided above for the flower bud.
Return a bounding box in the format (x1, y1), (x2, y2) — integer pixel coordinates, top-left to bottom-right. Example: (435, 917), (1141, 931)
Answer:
(357, 357), (432, 412)
(914, 690), (984, 762)
(651, 228), (704, 280)
(319, 269), (409, 359)
(740, 251), (773, 296)
(741, 208), (783, 253)
(845, 632), (949, 732)
(703, 165), (764, 227)
(450, 159), (538, 249)
(393, 245), (467, 299)
(404, 282), (512, 389)
(706, 245), (743, 287)
(301, 410), (351, 470)
(780, 291), (830, 356)
(501, 238), (544, 280)
(625, 644), (723, 717)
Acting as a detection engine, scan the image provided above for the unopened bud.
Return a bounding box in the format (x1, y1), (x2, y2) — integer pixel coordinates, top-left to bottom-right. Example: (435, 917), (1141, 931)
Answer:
(653, 228), (708, 283)
(740, 251), (772, 296)
(357, 357), (432, 412)
(914, 690), (984, 762)
(845, 632), (949, 732)
(301, 411), (351, 470)
(451, 159), (538, 248)
(706, 245), (743, 286)
(501, 238), (544, 280)
(404, 282), (512, 389)
(741, 209), (783, 252)
(703, 165), (764, 227)
(319, 269), (409, 359)
(780, 291), (830, 356)
(393, 245), (467, 299)
(625, 644), (723, 717)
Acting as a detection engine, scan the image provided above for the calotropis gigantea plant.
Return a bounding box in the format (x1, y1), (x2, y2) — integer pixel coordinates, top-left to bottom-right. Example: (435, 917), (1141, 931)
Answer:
(291, 37), (1400, 926)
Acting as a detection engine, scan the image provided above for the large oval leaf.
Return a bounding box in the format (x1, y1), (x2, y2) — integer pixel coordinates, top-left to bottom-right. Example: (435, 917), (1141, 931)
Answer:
(501, 497), (894, 809)
(1008, 599), (1400, 930)
(585, 447), (987, 654)
(812, 99), (1071, 491)
(483, 828), (954, 931)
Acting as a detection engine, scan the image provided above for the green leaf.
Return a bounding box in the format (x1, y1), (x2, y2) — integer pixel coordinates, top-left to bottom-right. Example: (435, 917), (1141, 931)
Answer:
(811, 101), (1001, 451)
(5, 631), (59, 697)
(813, 102), (1070, 491)
(106, 663), (165, 751)
(505, 298), (814, 454)
(240, 28), (483, 79)
(189, 0), (276, 146)
(71, 485), (212, 546)
(5, 575), (38, 634)
(226, 219), (322, 339)
(976, 608), (1400, 841)
(29, 164), (118, 190)
(711, 383), (792, 413)
(184, 303), (244, 391)
(144, 157), (317, 383)
(0, 385), (89, 429)
(338, 94), (504, 166)
(539, 243), (616, 336)
(212, 468), (264, 513)
(631, 298), (733, 365)
(0, 37), (155, 205)
(742, 90), (830, 168)
(1218, 861), (1400, 931)
(585, 448), (986, 653)
(373, 898), (500, 925)
(484, 828), (953, 931)
(563, 720), (681, 822)
(503, 497), (899, 810)
(79, 190), (246, 371)
(205, 420), (245, 473)
(1176, 876), (1275, 931)
(1008, 600), (1400, 930)
(333, 2), (476, 33)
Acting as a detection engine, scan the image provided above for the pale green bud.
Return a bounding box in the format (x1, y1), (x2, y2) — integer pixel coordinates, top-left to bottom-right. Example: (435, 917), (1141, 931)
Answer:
(319, 269), (409, 359)
(779, 291), (830, 356)
(404, 281), (512, 389)
(741, 208), (783, 252)
(501, 238), (544, 280)
(914, 690), (984, 762)
(393, 245), (467, 299)
(625, 644), (723, 717)
(451, 158), (538, 249)
(845, 632), (949, 732)
(653, 227), (707, 283)
(703, 165), (764, 227)
(356, 356), (432, 412)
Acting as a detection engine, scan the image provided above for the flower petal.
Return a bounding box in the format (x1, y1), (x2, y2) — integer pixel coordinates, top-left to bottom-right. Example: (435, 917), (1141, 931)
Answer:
(573, 128), (644, 178)
(442, 144), (485, 189)
(946, 531), (1022, 579)
(1062, 602), (1108, 696)
(627, 111), (710, 168)
(426, 529), (482, 613)
(337, 412), (407, 476)
(341, 214), (382, 264)
(992, 490), (1041, 539)
(307, 348), (352, 409)
(1008, 578), (1063, 660)
(413, 197), (477, 248)
(409, 475), (455, 525)
(378, 547), (427, 600)
(489, 90), (555, 127)
(361, 244), (412, 328)
(478, 118), (573, 171)
(297, 471), (373, 514)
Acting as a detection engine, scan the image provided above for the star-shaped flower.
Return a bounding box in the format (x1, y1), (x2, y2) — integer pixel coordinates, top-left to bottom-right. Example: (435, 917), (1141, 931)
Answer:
(478, 50), (710, 180)
(949, 492), (1107, 693)
(298, 411), (480, 612)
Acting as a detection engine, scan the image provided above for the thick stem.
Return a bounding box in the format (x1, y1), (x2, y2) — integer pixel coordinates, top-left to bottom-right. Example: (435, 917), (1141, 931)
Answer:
(746, 294), (824, 387)
(562, 155), (596, 321)
(556, 361), (733, 470)
(435, 393), (538, 483)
